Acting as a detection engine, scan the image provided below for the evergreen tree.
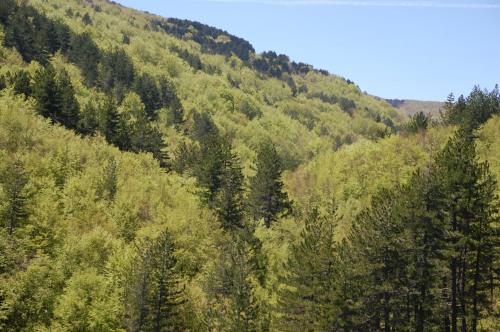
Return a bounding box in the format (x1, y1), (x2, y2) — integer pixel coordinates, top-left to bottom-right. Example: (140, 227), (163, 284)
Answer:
(404, 171), (448, 331)
(276, 207), (337, 331)
(191, 111), (218, 142)
(99, 96), (128, 149)
(129, 121), (169, 169)
(99, 48), (135, 99)
(206, 233), (259, 331)
(443, 86), (500, 129)
(32, 65), (62, 124)
(248, 141), (291, 227)
(67, 32), (101, 86)
(158, 76), (180, 110)
(1, 159), (29, 235)
(434, 128), (499, 332)
(31, 66), (80, 129)
(3, 5), (47, 64)
(81, 13), (92, 26)
(0, 0), (15, 24)
(166, 103), (186, 129)
(56, 69), (80, 129)
(9, 70), (32, 97)
(404, 111), (429, 133)
(193, 133), (227, 205)
(215, 150), (246, 230)
(347, 188), (412, 331)
(133, 73), (161, 119)
(0, 74), (6, 91)
(128, 229), (185, 332)
(78, 100), (100, 135)
(120, 93), (169, 168)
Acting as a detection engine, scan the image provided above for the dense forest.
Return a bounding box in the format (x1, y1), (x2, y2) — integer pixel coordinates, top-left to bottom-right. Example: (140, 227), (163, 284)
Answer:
(0, 0), (498, 331)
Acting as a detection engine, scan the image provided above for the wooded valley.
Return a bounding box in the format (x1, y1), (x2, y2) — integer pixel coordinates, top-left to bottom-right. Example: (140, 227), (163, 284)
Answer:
(0, 0), (498, 330)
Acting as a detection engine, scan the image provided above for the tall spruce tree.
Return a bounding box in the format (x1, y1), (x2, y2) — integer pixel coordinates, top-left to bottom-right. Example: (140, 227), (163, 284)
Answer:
(404, 170), (448, 332)
(32, 65), (62, 124)
(127, 229), (185, 332)
(133, 73), (161, 119)
(215, 150), (246, 230)
(56, 69), (80, 129)
(347, 188), (412, 331)
(206, 232), (259, 332)
(1, 159), (29, 235)
(248, 141), (291, 227)
(276, 207), (337, 331)
(434, 128), (499, 332)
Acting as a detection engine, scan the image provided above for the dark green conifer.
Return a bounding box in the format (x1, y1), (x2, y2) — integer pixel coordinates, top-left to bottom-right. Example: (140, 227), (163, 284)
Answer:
(57, 69), (80, 129)
(32, 65), (62, 123)
(128, 229), (185, 332)
(248, 141), (291, 227)
(276, 207), (337, 331)
(1, 159), (29, 235)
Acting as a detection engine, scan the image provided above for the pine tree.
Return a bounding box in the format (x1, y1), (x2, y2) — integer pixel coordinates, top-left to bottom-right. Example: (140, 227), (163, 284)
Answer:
(158, 76), (180, 110)
(434, 128), (499, 332)
(99, 96), (128, 149)
(215, 149), (245, 230)
(191, 111), (218, 142)
(404, 170), (448, 331)
(1, 159), (29, 235)
(248, 141), (291, 227)
(193, 133), (227, 205)
(128, 229), (185, 332)
(404, 111), (429, 133)
(57, 69), (80, 129)
(3, 6), (47, 64)
(9, 70), (32, 97)
(99, 48), (135, 99)
(133, 73), (161, 119)
(81, 13), (92, 26)
(347, 188), (412, 331)
(442, 87), (500, 129)
(31, 66), (80, 129)
(0, 0), (16, 24)
(78, 100), (100, 135)
(206, 232), (259, 331)
(32, 65), (62, 124)
(67, 32), (101, 86)
(276, 207), (337, 331)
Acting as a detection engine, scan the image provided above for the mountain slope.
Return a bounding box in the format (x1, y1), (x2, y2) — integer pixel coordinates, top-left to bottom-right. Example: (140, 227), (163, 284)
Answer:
(0, 0), (498, 331)
(386, 98), (443, 116)
(6, 0), (402, 170)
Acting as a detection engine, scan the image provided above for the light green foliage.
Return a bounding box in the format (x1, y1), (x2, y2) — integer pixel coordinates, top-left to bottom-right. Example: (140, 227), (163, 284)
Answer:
(0, 0), (498, 330)
(25, 0), (404, 172)
(478, 115), (500, 189)
(286, 126), (452, 236)
(0, 90), (220, 329)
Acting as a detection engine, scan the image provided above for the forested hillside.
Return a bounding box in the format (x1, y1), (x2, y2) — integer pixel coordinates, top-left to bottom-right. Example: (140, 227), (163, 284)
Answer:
(0, 0), (498, 331)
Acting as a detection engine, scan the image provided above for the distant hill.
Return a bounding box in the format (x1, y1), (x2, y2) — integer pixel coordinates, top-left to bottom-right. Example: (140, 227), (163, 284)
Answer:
(386, 99), (444, 117)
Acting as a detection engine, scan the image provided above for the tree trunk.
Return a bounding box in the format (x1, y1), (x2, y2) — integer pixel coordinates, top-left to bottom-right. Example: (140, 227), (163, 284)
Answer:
(460, 249), (467, 332)
(451, 214), (458, 332)
(443, 277), (451, 332)
(471, 246), (481, 332)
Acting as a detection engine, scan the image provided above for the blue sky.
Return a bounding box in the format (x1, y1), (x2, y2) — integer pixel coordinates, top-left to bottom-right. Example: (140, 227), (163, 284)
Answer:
(117, 0), (500, 101)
